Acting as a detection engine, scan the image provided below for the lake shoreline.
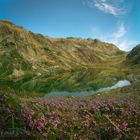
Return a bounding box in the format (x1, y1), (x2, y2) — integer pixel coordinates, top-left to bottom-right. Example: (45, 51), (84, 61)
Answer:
(45, 80), (131, 98)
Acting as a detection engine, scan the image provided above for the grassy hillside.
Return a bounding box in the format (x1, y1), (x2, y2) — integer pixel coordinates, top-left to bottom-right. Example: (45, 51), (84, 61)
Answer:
(0, 20), (127, 94)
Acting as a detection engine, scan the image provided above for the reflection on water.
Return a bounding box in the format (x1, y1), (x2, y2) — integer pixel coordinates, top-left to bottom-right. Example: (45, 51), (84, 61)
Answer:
(45, 80), (131, 98)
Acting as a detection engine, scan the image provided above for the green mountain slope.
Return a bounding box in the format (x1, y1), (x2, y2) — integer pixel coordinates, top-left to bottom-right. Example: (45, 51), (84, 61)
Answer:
(0, 20), (127, 94)
(126, 44), (140, 65)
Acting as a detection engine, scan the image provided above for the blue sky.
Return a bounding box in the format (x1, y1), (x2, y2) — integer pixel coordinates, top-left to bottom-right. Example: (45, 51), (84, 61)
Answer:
(0, 0), (139, 51)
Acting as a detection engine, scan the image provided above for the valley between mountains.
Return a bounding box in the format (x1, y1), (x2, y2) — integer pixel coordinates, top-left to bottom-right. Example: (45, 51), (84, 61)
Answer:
(0, 20), (140, 139)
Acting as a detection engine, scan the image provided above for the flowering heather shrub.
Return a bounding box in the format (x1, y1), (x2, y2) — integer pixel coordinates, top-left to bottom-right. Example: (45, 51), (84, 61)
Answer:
(19, 92), (140, 139)
(0, 91), (27, 137)
(0, 90), (140, 139)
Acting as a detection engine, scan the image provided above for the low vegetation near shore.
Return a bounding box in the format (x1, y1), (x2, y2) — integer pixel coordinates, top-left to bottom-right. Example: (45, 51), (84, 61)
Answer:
(0, 83), (140, 140)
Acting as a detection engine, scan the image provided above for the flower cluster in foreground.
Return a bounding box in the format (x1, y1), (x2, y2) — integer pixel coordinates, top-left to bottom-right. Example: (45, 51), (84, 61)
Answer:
(0, 91), (140, 139)
(21, 92), (140, 139)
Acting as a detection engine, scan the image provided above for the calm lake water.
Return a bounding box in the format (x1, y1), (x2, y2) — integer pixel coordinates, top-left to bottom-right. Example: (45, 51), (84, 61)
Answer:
(45, 80), (131, 98)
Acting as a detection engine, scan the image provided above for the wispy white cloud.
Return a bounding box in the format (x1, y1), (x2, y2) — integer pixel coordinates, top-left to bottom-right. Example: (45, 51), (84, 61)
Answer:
(85, 0), (128, 17)
(85, 0), (135, 50)
(110, 24), (137, 50)
(89, 23), (137, 51)
(117, 40), (137, 51)
(113, 23), (126, 39)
